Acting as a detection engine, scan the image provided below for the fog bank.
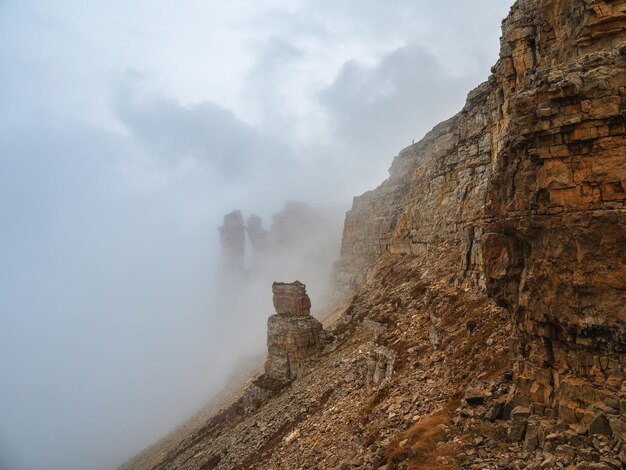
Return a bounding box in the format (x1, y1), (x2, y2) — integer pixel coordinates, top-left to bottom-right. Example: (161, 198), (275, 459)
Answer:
(0, 1), (510, 468)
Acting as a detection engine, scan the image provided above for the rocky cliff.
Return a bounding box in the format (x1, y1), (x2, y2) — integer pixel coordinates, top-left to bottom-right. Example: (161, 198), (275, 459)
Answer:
(337, 0), (626, 437)
(129, 1), (625, 468)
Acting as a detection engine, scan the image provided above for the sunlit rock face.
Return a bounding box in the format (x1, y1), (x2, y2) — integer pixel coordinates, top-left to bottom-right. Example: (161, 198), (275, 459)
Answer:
(482, 0), (626, 428)
(335, 0), (626, 434)
(265, 282), (326, 381)
(139, 2), (626, 468)
(246, 214), (269, 254)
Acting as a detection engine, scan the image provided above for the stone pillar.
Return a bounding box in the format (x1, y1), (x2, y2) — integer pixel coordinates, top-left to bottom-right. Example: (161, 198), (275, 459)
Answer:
(218, 210), (246, 278)
(265, 281), (326, 382)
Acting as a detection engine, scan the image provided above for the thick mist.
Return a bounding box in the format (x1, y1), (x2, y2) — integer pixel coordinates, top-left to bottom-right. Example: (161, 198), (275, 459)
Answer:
(213, 203), (346, 376)
(0, 1), (510, 469)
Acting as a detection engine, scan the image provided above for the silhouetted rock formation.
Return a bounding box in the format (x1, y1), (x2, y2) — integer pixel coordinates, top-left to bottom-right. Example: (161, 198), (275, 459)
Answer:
(271, 281), (311, 316)
(218, 210), (246, 278)
(265, 281), (326, 382)
(334, 0), (626, 438)
(482, 1), (626, 433)
(246, 214), (268, 254)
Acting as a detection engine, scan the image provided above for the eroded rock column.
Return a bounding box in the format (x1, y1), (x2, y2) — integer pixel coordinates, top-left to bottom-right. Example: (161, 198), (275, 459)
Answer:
(265, 281), (326, 382)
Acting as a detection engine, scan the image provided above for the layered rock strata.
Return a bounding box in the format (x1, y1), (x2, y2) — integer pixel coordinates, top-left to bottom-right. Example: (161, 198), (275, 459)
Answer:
(218, 210), (246, 278)
(147, 258), (511, 470)
(127, 1), (625, 468)
(265, 282), (327, 382)
(335, 0), (626, 437)
(246, 214), (268, 254)
(483, 0), (626, 434)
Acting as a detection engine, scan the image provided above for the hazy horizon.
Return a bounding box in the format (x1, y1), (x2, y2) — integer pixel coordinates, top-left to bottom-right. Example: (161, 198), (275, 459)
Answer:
(0, 1), (511, 468)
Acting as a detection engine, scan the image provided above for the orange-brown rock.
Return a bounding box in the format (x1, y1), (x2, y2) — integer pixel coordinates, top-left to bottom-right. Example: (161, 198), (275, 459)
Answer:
(128, 1), (626, 469)
(271, 281), (311, 316)
(265, 282), (326, 382)
(336, 0), (626, 433)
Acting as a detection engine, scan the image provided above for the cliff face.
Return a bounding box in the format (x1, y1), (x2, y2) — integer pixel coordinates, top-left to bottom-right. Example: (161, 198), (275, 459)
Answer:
(129, 1), (625, 469)
(337, 0), (625, 431)
(484, 0), (626, 428)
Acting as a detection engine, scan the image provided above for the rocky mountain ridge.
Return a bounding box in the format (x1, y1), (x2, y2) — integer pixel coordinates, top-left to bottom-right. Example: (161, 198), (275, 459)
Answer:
(336, 0), (626, 443)
(127, 0), (625, 468)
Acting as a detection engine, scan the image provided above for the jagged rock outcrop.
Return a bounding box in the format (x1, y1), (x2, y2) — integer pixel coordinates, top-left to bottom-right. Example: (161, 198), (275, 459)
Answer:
(335, 0), (626, 441)
(265, 282), (327, 382)
(482, 0), (626, 435)
(334, 85), (494, 297)
(246, 214), (268, 254)
(128, 1), (625, 469)
(240, 282), (327, 416)
(216, 210), (251, 347)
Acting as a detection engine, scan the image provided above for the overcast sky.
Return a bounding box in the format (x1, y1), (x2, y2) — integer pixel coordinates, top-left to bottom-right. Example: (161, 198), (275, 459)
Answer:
(0, 1), (512, 469)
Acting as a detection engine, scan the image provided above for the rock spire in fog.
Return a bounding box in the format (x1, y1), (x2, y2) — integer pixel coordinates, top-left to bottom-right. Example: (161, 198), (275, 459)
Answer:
(246, 214), (268, 254)
(264, 281), (327, 382)
(218, 210), (246, 278)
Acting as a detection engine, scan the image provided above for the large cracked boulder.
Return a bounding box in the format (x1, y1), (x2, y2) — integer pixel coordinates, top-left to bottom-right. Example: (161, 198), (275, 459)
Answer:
(265, 281), (327, 382)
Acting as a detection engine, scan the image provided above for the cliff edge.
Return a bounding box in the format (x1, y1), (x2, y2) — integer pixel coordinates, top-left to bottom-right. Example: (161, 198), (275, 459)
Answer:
(337, 0), (626, 438)
(128, 0), (625, 468)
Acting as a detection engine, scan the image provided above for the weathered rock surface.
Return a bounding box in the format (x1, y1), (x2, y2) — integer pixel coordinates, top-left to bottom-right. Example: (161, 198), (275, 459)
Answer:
(265, 282), (326, 382)
(483, 0), (626, 435)
(128, 1), (625, 469)
(271, 281), (311, 316)
(335, 0), (626, 443)
(148, 258), (511, 470)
